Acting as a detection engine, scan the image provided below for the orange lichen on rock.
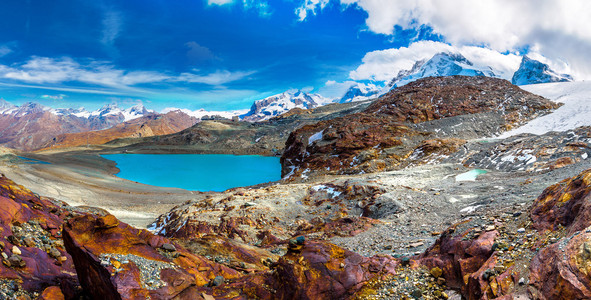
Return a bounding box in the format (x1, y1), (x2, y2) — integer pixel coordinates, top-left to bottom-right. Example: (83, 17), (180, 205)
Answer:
(62, 214), (240, 299)
(531, 168), (591, 234)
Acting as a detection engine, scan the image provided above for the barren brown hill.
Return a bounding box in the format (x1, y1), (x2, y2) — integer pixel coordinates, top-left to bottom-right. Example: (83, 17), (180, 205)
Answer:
(281, 76), (560, 179)
(38, 111), (197, 151)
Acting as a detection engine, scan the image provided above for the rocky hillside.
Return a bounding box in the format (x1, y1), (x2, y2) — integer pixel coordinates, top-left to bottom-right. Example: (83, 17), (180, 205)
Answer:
(2, 127), (590, 298)
(104, 100), (373, 156)
(38, 110), (197, 151)
(281, 76), (560, 180)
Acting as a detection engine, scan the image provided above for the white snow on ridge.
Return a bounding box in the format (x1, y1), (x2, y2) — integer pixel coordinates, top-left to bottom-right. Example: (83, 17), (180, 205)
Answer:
(162, 107), (248, 120)
(499, 81), (591, 138)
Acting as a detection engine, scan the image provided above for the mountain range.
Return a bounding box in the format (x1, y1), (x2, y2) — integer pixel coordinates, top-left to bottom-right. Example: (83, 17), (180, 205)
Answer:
(336, 53), (573, 105)
(0, 53), (576, 150)
(241, 90), (331, 122)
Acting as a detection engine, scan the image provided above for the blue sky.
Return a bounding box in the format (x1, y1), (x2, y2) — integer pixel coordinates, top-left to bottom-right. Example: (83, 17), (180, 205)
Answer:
(0, 0), (589, 111)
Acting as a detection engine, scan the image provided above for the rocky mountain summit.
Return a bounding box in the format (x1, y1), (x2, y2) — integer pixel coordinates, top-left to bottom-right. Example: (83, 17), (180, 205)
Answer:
(242, 90), (332, 122)
(387, 53), (498, 90)
(512, 56), (573, 85)
(281, 76), (559, 180)
(339, 83), (381, 103)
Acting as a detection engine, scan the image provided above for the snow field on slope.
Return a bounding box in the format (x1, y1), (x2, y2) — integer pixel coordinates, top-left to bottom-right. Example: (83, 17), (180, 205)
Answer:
(498, 81), (591, 138)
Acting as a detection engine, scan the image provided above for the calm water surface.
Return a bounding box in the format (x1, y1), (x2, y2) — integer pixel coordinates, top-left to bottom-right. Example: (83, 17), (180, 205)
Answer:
(102, 154), (281, 192)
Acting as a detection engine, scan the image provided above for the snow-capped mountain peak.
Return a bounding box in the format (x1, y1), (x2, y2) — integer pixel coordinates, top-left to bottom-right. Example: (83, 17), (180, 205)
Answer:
(0, 99), (16, 114)
(511, 56), (573, 85)
(161, 107), (248, 120)
(339, 83), (381, 103)
(387, 52), (498, 90)
(242, 90), (332, 122)
(122, 104), (153, 121)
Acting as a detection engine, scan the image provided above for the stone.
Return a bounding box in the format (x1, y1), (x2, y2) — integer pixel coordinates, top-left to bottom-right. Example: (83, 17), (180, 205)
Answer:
(400, 257), (411, 267)
(38, 286), (65, 300)
(96, 214), (119, 229)
(410, 288), (423, 299)
(48, 247), (61, 259)
(210, 276), (224, 287)
(8, 254), (25, 268)
(161, 243), (176, 252)
(430, 267), (443, 278)
(409, 242), (424, 248)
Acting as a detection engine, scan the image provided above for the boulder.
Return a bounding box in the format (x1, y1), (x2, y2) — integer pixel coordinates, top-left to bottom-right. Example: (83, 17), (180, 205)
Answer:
(0, 175), (79, 293)
(62, 214), (240, 299)
(273, 241), (399, 299)
(531, 168), (591, 234)
(529, 229), (591, 299)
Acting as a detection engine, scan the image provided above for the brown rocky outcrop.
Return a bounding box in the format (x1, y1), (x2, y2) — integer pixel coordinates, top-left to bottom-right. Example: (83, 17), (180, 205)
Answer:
(272, 241), (399, 299)
(528, 168), (591, 299)
(530, 168), (591, 234)
(0, 175), (80, 297)
(418, 221), (500, 298)
(281, 76), (559, 179)
(529, 230), (591, 299)
(62, 214), (240, 299)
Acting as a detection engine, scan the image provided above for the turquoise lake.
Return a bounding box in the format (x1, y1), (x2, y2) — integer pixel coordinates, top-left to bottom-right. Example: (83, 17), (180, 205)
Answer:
(101, 154), (281, 192)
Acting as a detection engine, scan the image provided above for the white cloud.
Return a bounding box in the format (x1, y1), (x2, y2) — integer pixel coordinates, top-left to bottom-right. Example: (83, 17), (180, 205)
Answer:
(207, 0), (271, 16)
(296, 0), (330, 21)
(101, 10), (122, 47)
(177, 69), (255, 85)
(0, 45), (12, 57)
(301, 0), (591, 79)
(0, 56), (254, 89)
(208, 0), (234, 5)
(41, 94), (67, 101)
(243, 0), (272, 17)
(350, 41), (522, 82)
(317, 80), (358, 98)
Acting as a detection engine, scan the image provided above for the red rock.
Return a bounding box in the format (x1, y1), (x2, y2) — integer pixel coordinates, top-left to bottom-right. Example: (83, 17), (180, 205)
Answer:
(529, 230), (591, 299)
(96, 214), (119, 229)
(530, 168), (591, 234)
(272, 241), (398, 299)
(0, 176), (79, 293)
(63, 214), (240, 299)
(419, 221), (498, 296)
(38, 286), (65, 300)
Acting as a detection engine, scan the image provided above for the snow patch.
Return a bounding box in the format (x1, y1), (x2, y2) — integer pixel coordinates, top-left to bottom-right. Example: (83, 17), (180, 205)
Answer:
(308, 130), (324, 145)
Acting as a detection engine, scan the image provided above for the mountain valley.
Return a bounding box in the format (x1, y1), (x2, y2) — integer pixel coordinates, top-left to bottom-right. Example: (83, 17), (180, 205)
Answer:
(1, 76), (591, 299)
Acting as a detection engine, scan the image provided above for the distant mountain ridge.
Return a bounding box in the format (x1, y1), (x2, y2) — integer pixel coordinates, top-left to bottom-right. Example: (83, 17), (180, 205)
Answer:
(242, 90), (331, 122)
(0, 101), (195, 151)
(334, 52), (574, 105)
(512, 56), (573, 85)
